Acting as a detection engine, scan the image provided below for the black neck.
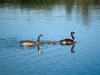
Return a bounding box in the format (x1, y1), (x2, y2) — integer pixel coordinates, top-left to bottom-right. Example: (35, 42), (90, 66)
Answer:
(37, 36), (40, 42)
(71, 33), (75, 40)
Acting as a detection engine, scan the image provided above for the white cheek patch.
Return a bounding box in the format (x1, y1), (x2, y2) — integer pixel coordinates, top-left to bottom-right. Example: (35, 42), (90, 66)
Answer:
(74, 39), (76, 42)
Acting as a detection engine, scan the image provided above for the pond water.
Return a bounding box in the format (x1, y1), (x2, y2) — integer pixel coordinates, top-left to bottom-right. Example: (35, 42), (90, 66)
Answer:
(0, 0), (100, 75)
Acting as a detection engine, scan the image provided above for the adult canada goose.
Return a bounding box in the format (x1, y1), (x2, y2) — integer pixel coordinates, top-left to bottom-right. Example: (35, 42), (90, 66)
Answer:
(59, 32), (76, 45)
(52, 40), (56, 44)
(20, 34), (42, 47)
(46, 40), (51, 44)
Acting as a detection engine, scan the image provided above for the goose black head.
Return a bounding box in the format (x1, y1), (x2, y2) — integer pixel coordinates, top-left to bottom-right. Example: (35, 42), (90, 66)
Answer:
(39, 34), (43, 36)
(71, 32), (75, 34)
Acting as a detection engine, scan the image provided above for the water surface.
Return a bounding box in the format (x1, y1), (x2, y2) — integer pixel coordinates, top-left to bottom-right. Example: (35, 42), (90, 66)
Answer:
(0, 0), (100, 75)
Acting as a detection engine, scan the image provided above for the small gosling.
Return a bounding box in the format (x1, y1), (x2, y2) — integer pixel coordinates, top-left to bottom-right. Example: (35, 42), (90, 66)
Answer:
(39, 40), (43, 44)
(52, 40), (56, 44)
(46, 40), (51, 44)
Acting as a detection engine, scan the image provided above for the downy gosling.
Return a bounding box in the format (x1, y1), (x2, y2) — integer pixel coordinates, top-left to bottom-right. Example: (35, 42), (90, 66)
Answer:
(52, 40), (56, 44)
(46, 40), (51, 44)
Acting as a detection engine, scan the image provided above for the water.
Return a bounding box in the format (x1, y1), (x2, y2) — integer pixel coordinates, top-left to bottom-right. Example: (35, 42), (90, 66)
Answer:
(0, 0), (100, 75)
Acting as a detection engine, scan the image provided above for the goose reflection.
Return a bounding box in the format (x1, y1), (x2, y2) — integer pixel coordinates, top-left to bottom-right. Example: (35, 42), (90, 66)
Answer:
(37, 45), (43, 54)
(71, 43), (76, 53)
(20, 45), (43, 54)
(60, 43), (76, 53)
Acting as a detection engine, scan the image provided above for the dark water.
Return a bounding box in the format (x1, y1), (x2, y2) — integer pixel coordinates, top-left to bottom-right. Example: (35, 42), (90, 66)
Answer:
(0, 0), (100, 75)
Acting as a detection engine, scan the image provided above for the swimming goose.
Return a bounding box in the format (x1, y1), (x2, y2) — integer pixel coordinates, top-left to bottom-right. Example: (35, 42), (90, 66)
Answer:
(20, 34), (42, 47)
(59, 32), (76, 45)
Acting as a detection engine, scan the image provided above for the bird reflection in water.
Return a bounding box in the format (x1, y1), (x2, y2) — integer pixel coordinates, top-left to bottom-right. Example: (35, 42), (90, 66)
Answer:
(20, 45), (43, 54)
(37, 45), (43, 54)
(60, 43), (76, 53)
(71, 43), (76, 53)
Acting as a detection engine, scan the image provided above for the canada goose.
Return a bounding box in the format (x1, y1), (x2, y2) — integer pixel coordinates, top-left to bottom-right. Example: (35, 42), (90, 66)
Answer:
(20, 34), (42, 47)
(46, 40), (50, 44)
(59, 32), (76, 45)
(52, 40), (56, 44)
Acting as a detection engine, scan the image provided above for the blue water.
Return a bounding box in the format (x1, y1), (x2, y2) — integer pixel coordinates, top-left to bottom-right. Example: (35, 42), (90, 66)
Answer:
(0, 1), (100, 75)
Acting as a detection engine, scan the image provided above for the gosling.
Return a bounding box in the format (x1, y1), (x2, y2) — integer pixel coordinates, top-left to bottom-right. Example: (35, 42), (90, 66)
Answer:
(39, 40), (43, 44)
(46, 40), (51, 44)
(52, 40), (56, 44)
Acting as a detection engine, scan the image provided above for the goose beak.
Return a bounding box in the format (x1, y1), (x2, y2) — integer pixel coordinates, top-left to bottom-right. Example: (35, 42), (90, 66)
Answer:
(71, 32), (75, 34)
(72, 32), (75, 34)
(40, 34), (43, 36)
